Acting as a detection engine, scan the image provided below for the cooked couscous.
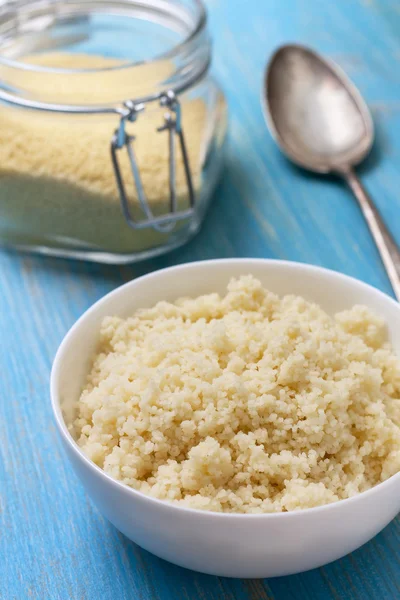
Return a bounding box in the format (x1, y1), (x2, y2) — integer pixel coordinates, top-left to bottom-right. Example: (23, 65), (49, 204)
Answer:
(73, 276), (400, 513)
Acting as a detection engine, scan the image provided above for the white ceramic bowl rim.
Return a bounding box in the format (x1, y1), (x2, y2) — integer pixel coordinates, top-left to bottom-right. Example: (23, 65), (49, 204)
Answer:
(51, 258), (400, 520)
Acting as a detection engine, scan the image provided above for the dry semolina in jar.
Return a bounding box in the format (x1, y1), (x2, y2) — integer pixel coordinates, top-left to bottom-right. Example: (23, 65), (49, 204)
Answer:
(0, 53), (211, 253)
(73, 276), (400, 513)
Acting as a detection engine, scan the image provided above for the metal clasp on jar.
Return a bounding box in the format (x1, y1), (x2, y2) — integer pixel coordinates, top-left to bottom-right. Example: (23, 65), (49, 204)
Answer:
(111, 91), (195, 233)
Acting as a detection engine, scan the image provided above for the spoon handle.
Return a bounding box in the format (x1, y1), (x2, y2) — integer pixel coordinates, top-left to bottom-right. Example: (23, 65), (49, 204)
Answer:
(341, 167), (400, 301)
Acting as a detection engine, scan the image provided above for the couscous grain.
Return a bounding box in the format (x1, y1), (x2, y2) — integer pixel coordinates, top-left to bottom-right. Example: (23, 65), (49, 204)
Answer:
(73, 276), (400, 512)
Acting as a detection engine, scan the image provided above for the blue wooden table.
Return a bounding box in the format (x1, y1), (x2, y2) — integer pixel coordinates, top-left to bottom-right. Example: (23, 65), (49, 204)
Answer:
(2, 1), (400, 598)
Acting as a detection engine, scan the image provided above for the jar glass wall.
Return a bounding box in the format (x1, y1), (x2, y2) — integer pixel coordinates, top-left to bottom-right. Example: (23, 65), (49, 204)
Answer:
(0, 0), (227, 263)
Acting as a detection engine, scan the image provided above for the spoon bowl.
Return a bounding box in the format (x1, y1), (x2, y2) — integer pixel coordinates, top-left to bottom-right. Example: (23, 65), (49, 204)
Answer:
(263, 43), (400, 300)
(264, 44), (373, 173)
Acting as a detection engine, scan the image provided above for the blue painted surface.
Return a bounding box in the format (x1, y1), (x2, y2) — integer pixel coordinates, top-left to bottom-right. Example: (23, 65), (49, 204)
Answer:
(1, 1), (400, 598)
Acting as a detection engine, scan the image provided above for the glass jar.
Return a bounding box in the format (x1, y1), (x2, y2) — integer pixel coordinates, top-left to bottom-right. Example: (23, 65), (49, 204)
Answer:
(0, 0), (227, 263)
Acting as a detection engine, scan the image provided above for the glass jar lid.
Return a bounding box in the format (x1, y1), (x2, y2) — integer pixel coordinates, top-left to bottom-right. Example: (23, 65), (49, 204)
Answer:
(0, 0), (211, 111)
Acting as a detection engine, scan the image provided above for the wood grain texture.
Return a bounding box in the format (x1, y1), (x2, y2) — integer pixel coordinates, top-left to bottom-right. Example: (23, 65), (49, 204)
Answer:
(1, 0), (400, 598)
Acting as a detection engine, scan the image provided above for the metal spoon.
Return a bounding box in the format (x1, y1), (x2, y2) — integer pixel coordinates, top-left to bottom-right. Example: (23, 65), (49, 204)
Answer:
(263, 43), (400, 300)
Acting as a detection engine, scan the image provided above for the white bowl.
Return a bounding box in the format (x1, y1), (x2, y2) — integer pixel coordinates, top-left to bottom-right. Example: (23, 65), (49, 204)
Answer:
(51, 259), (400, 578)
